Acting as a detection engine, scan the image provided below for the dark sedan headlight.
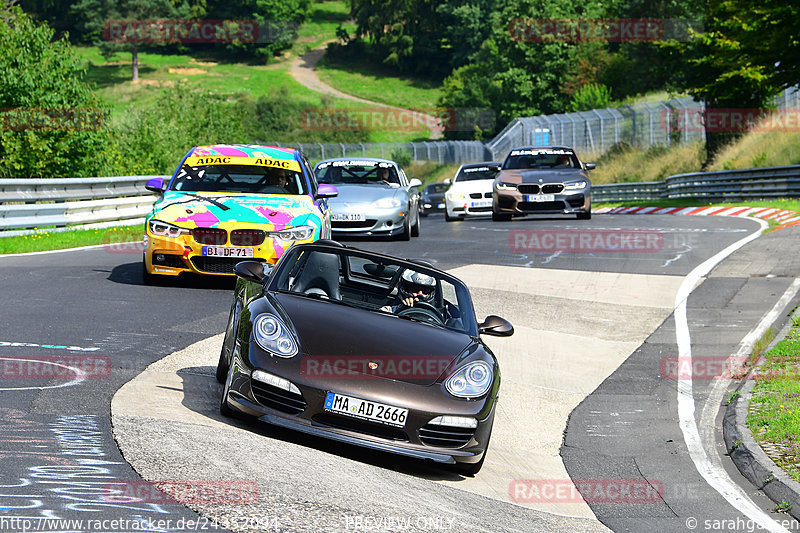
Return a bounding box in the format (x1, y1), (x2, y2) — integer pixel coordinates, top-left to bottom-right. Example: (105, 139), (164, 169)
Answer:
(269, 225), (314, 241)
(148, 220), (190, 238)
(253, 314), (298, 358)
(564, 180), (588, 191)
(495, 182), (517, 191)
(445, 361), (493, 398)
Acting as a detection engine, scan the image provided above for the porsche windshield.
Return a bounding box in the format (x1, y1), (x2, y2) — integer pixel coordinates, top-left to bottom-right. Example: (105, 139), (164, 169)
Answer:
(503, 150), (580, 170)
(270, 247), (478, 336)
(170, 164), (308, 195)
(316, 161), (401, 186)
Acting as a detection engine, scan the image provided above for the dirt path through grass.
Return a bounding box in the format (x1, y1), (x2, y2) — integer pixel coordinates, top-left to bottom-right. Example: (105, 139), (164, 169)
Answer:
(289, 43), (443, 140)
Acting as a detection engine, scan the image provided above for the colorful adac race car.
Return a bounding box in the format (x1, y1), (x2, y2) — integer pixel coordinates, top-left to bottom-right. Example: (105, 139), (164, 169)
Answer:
(142, 144), (337, 283)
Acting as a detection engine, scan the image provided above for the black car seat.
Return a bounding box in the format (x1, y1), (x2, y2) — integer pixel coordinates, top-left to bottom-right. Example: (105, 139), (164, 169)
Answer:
(292, 252), (341, 300)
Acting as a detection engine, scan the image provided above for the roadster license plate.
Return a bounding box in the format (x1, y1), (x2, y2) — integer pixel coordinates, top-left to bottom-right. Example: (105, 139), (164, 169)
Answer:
(202, 246), (254, 258)
(525, 194), (555, 202)
(331, 213), (366, 222)
(324, 392), (408, 427)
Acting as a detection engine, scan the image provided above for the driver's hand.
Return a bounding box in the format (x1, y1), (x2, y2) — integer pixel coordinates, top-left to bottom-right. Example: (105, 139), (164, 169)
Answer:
(402, 296), (417, 307)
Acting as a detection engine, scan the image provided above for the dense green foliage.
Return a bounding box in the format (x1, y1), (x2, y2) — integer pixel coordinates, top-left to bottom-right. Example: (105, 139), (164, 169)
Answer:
(0, 5), (112, 178)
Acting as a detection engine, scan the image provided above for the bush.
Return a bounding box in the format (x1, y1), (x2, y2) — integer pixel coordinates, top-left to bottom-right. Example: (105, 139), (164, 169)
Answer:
(569, 84), (612, 112)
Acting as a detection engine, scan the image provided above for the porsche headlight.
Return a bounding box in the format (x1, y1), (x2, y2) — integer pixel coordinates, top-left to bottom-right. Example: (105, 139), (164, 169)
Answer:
(564, 180), (587, 191)
(147, 220), (190, 238)
(253, 314), (298, 358)
(495, 182), (517, 191)
(270, 225), (314, 242)
(372, 197), (402, 209)
(445, 361), (493, 399)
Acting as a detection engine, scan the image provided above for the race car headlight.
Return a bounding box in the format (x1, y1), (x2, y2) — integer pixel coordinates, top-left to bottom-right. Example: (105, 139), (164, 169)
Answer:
(253, 314), (298, 358)
(495, 182), (517, 191)
(445, 361), (493, 399)
(372, 197), (402, 208)
(270, 225), (314, 242)
(564, 181), (587, 191)
(447, 192), (466, 201)
(147, 220), (190, 238)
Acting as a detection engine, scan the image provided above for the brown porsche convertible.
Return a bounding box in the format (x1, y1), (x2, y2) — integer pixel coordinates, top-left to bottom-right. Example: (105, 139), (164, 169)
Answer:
(216, 241), (513, 475)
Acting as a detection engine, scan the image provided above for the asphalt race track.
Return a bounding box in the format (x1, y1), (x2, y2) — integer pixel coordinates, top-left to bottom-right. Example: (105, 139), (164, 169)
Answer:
(2, 213), (800, 533)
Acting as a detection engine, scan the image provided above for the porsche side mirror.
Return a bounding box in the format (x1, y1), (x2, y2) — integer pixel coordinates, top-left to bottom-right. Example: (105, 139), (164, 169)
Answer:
(234, 261), (270, 283)
(316, 184), (338, 199)
(584, 162), (596, 170)
(145, 177), (165, 194)
(409, 178), (422, 188)
(479, 315), (514, 337)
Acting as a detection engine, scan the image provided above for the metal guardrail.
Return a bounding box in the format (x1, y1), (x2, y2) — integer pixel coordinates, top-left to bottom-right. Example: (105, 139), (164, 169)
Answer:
(2, 166), (799, 236)
(0, 176), (165, 236)
(593, 165), (800, 203)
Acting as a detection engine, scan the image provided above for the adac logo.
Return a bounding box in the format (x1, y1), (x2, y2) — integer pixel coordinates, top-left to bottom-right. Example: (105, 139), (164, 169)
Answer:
(368, 361), (379, 370)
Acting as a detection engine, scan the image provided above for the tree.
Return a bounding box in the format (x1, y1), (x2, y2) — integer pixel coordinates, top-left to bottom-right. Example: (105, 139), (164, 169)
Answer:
(0, 4), (112, 178)
(70, 0), (191, 81)
(663, 0), (792, 159)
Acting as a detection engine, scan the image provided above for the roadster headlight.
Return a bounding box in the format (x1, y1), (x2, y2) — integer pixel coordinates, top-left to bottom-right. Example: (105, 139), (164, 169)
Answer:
(564, 181), (587, 191)
(372, 197), (403, 209)
(445, 361), (493, 399)
(253, 314), (298, 358)
(495, 182), (517, 191)
(270, 225), (314, 242)
(147, 220), (190, 238)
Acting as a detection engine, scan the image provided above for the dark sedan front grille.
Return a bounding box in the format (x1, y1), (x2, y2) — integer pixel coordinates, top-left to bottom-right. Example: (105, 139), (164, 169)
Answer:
(542, 183), (565, 194)
(190, 257), (247, 274)
(469, 193), (482, 199)
(251, 381), (307, 415)
(419, 423), (475, 448)
(312, 414), (408, 441)
(518, 201), (565, 211)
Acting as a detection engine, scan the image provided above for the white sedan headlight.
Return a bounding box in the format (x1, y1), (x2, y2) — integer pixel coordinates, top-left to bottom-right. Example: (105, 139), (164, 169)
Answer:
(253, 314), (298, 358)
(445, 361), (493, 398)
(564, 181), (588, 191)
(447, 191), (466, 201)
(372, 197), (403, 209)
(270, 225), (314, 241)
(148, 220), (190, 238)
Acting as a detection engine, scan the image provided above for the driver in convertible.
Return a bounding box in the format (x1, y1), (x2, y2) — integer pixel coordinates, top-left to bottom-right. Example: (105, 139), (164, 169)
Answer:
(383, 269), (458, 326)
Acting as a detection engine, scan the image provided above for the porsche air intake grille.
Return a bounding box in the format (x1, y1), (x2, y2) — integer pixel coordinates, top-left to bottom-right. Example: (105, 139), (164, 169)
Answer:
(312, 414), (407, 441)
(418, 424), (474, 448)
(542, 183), (565, 194)
(517, 184), (540, 194)
(192, 228), (227, 245)
(251, 381), (306, 415)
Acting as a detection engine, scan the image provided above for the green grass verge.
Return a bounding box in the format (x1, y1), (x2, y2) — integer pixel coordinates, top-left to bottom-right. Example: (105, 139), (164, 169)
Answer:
(316, 54), (442, 112)
(747, 317), (800, 482)
(0, 226), (142, 255)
